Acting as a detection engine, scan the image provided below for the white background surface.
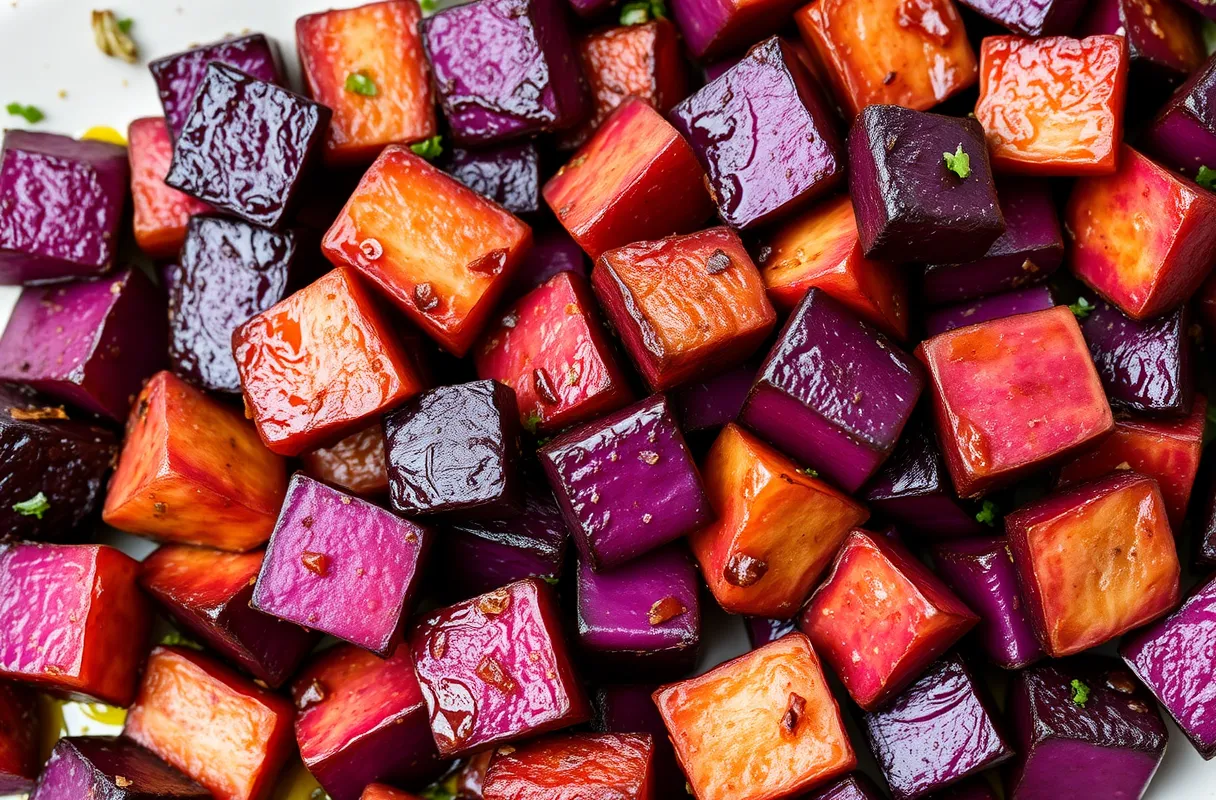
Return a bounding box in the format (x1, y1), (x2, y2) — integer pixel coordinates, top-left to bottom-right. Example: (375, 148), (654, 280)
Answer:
(0, 1), (1210, 797)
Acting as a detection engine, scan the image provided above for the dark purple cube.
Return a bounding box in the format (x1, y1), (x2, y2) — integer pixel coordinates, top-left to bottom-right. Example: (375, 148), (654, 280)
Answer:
(166, 62), (330, 229)
(924, 286), (1057, 337)
(669, 36), (843, 230)
(446, 141), (541, 216)
(508, 226), (589, 300)
(955, 0), (1087, 35)
(1144, 53), (1216, 172)
(739, 288), (925, 493)
(592, 684), (686, 796)
(849, 105), (1004, 263)
(422, 0), (589, 145)
(1082, 300), (1193, 416)
(1079, 0), (1203, 85)
(385, 379), (524, 518)
(670, 361), (755, 433)
(803, 773), (887, 800)
(0, 131), (128, 285)
(539, 393), (712, 571)
(30, 737), (208, 800)
(744, 616), (797, 649)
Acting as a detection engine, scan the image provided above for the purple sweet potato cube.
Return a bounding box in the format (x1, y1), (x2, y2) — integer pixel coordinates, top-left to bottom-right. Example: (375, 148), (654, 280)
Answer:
(1122, 572), (1216, 759)
(408, 578), (592, 757)
(384, 379), (525, 518)
(539, 393), (713, 571)
(1006, 658), (1168, 800)
(849, 105), (1004, 264)
(1079, 0), (1203, 85)
(252, 473), (431, 655)
(1082, 300), (1193, 416)
(804, 773), (888, 800)
(1143, 53), (1216, 172)
(931, 537), (1045, 670)
(955, 0), (1087, 35)
(670, 361), (755, 433)
(744, 616), (798, 649)
(166, 62), (331, 229)
(508, 226), (589, 300)
(863, 653), (1013, 800)
(592, 684), (685, 796)
(422, 0), (589, 145)
(924, 286), (1057, 337)
(446, 141), (541, 216)
(739, 288), (925, 493)
(669, 37), (843, 230)
(31, 737), (209, 800)
(0, 131), (128, 285)
(149, 33), (284, 140)
(0, 269), (167, 421)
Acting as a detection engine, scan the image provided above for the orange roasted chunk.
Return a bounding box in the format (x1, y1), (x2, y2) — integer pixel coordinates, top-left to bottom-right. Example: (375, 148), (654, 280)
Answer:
(233, 268), (425, 456)
(300, 422), (390, 497)
(690, 424), (868, 618)
(322, 146), (532, 356)
(483, 733), (655, 800)
(654, 633), (855, 800)
(362, 787), (421, 800)
(103, 371), (288, 551)
(128, 117), (210, 258)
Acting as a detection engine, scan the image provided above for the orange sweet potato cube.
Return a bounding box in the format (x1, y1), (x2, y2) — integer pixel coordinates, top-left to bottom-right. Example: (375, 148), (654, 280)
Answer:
(323, 146), (532, 356)
(296, 0), (437, 165)
(690, 424), (869, 618)
(654, 633), (855, 800)
(128, 117), (211, 259)
(103, 370), (288, 551)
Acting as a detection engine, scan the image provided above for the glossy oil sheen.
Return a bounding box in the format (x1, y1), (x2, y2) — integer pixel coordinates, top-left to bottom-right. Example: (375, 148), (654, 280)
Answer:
(1082, 300), (1193, 414)
(1078, 0), (1202, 81)
(1144, 55), (1216, 171)
(744, 617), (798, 649)
(955, 0), (1086, 33)
(127, 118), (211, 260)
(446, 142), (540, 216)
(300, 423), (390, 497)
(30, 736), (210, 800)
(670, 0), (805, 59)
(483, 733), (654, 799)
(924, 285), (1056, 337)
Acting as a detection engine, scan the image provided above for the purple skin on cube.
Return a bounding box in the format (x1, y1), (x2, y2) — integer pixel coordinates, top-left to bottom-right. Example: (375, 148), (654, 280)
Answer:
(744, 616), (798, 649)
(802, 772), (888, 800)
(923, 286), (1056, 337)
(252, 473), (430, 656)
(670, 361), (756, 433)
(1144, 53), (1216, 172)
(0, 269), (167, 422)
(931, 537), (1046, 670)
(1122, 572), (1216, 759)
(1079, 0), (1202, 83)
(0, 131), (128, 285)
(540, 394), (713, 571)
(1082, 300), (1193, 416)
(740, 288), (925, 493)
(593, 684), (686, 796)
(30, 737), (209, 800)
(954, 0), (1087, 35)
(422, 0), (589, 145)
(445, 141), (541, 216)
(669, 37), (843, 230)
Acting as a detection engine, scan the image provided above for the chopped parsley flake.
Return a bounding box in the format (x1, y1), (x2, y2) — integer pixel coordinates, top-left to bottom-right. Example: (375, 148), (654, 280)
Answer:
(975, 499), (999, 527)
(344, 71), (377, 97)
(12, 492), (50, 519)
(620, 0), (666, 24)
(420, 0), (439, 11)
(158, 630), (204, 651)
(523, 411), (542, 434)
(1070, 678), (1091, 707)
(6, 103), (43, 124)
(1069, 296), (1096, 319)
(410, 135), (444, 160)
(943, 144), (970, 179)
(797, 466), (819, 478)
(117, 17), (134, 33)
(1198, 165), (1216, 191)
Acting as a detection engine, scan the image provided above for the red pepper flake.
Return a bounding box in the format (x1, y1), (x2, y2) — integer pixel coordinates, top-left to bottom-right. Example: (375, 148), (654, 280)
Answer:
(724, 553), (768, 587)
(413, 282), (440, 312)
(8, 405), (68, 421)
(706, 249), (732, 274)
(152, 502), (168, 517)
(468, 248), (507, 275)
(476, 655), (517, 694)
(301, 551), (330, 577)
(781, 692), (807, 734)
(533, 368), (559, 405)
(301, 515), (314, 529)
(648, 596), (687, 626)
(883, 70), (898, 84)
(477, 588), (511, 616)
(296, 678), (327, 710)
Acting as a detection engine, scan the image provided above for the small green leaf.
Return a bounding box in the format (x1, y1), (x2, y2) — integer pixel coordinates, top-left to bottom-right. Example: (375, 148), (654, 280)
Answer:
(410, 135), (444, 160)
(158, 630), (204, 651)
(1198, 165), (1216, 191)
(5, 103), (44, 124)
(117, 17), (134, 33)
(541, 574), (560, 586)
(13, 492), (50, 519)
(620, 0), (666, 24)
(419, 775), (459, 800)
(943, 143), (970, 179)
(344, 71), (378, 97)
(1070, 678), (1091, 707)
(523, 411), (542, 435)
(1069, 296), (1096, 319)
(797, 466), (819, 478)
(975, 499), (999, 527)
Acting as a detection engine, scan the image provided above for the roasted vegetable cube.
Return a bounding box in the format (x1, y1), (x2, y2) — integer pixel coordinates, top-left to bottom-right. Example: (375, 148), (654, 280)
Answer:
(446, 142), (540, 216)
(1078, 0), (1202, 85)
(592, 684), (684, 797)
(671, 38), (843, 230)
(296, 0), (437, 165)
(293, 643), (442, 800)
(30, 736), (209, 800)
(654, 632), (856, 800)
(670, 0), (806, 58)
(408, 579), (591, 757)
(976, 35), (1128, 175)
(804, 774), (886, 800)
(593, 227), (776, 392)
(954, 0), (1086, 34)
(124, 646), (295, 800)
(483, 733), (655, 800)
(540, 394), (712, 570)
(690, 424), (868, 618)
(233, 267), (426, 455)
(544, 97), (712, 259)
(103, 371), (288, 551)
(670, 361), (755, 433)
(0, 681), (38, 791)
(300, 423), (390, 497)
(139, 544), (317, 688)
(0, 268), (166, 421)
(128, 118), (211, 260)
(1082, 301), (1193, 416)
(916, 306), (1114, 498)
(322, 147), (532, 356)
(849, 105), (1004, 263)
(0, 543), (149, 706)
(508, 227), (589, 299)
(924, 285), (1056, 337)
(1143, 53), (1216, 173)
(740, 289), (925, 493)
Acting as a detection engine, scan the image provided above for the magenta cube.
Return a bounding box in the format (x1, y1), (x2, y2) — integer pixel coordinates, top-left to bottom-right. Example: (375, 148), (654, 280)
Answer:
(670, 361), (756, 433)
(30, 737), (208, 800)
(955, 0), (1087, 34)
(1143, 54), (1216, 172)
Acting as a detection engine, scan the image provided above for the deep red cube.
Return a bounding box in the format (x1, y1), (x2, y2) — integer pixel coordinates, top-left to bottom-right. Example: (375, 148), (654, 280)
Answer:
(483, 733), (656, 800)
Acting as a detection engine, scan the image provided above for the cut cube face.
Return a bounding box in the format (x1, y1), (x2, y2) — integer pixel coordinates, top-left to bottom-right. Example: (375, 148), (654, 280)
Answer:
(233, 268), (425, 456)
(924, 286), (1056, 337)
(794, 0), (977, 116)
(31, 737), (209, 800)
(1005, 472), (1181, 657)
(482, 733), (655, 800)
(654, 633), (856, 800)
(446, 142), (540, 216)
(915, 306), (1113, 498)
(1078, 0), (1202, 83)
(0, 131), (128, 284)
(408, 579), (591, 757)
(103, 371), (288, 552)
(544, 98), (713, 260)
(300, 423), (390, 497)
(322, 146), (532, 356)
(0, 682), (38, 792)
(539, 394), (712, 570)
(690, 424), (869, 618)
(954, 0), (1086, 34)
(1143, 56), (1216, 173)
(128, 117), (211, 259)
(253, 473), (430, 654)
(1082, 301), (1193, 415)
(592, 227), (777, 392)
(296, 0), (437, 165)
(800, 530), (978, 710)
(670, 37), (843, 229)
(976, 36), (1128, 175)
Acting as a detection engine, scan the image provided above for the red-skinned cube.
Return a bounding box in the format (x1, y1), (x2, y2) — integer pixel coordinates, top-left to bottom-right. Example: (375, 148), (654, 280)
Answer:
(1067, 145), (1216, 320)
(103, 371), (289, 551)
(0, 681), (37, 792)
(300, 423), (391, 497)
(543, 97), (714, 261)
(127, 117), (210, 259)
(592, 227), (776, 392)
(1006, 472), (1180, 657)
(474, 271), (633, 434)
(483, 733), (655, 800)
(0, 544), (149, 706)
(916, 306), (1114, 498)
(976, 35), (1128, 176)
(296, 0), (437, 165)
(799, 530), (978, 711)
(124, 646), (295, 800)
(322, 147), (532, 356)
(233, 267), (426, 455)
(654, 632), (856, 800)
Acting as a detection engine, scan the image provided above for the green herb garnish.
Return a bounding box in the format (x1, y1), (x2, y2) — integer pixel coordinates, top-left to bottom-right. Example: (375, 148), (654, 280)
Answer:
(797, 466), (819, 478)
(1069, 296), (1096, 319)
(12, 492), (49, 519)
(158, 630), (204, 651)
(975, 499), (999, 527)
(117, 17), (134, 33)
(1199, 165), (1216, 191)
(410, 135), (444, 160)
(309, 790), (331, 800)
(1070, 678), (1091, 707)
(6, 103), (44, 124)
(420, 0), (439, 11)
(344, 71), (378, 97)
(523, 411), (542, 434)
(943, 144), (970, 179)
(620, 0), (666, 24)
(419, 775), (459, 800)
